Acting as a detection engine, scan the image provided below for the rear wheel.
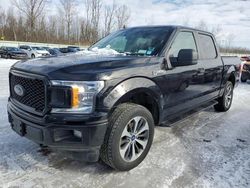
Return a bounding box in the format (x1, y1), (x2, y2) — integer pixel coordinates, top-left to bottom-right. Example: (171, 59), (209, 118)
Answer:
(241, 77), (247, 83)
(214, 81), (234, 112)
(100, 103), (154, 171)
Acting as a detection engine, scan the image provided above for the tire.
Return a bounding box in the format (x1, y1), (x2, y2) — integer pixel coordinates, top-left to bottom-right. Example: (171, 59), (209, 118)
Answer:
(31, 54), (35, 58)
(241, 77), (247, 83)
(100, 103), (154, 171)
(214, 81), (234, 112)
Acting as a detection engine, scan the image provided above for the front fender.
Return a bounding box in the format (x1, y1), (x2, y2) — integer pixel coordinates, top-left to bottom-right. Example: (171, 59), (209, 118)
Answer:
(102, 77), (164, 111)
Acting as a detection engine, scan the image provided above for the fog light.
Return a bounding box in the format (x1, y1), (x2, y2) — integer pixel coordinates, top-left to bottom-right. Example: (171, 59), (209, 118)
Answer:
(73, 130), (82, 138)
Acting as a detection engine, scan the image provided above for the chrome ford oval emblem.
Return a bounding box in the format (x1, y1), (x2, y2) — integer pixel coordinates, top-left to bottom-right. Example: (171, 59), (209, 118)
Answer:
(14, 84), (25, 97)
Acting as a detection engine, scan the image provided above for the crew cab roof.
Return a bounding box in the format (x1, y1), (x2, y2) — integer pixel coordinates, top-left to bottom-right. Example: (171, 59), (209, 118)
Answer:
(126, 25), (213, 35)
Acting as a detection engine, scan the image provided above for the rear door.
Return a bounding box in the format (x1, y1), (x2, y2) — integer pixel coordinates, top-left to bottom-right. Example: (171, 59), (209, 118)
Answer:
(196, 32), (223, 100)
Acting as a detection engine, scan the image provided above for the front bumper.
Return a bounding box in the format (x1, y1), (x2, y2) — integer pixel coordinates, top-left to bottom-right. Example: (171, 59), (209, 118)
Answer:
(7, 102), (108, 162)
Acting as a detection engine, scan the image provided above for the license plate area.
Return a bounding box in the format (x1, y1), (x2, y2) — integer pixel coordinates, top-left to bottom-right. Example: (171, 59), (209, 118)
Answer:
(12, 119), (26, 136)
(12, 119), (43, 143)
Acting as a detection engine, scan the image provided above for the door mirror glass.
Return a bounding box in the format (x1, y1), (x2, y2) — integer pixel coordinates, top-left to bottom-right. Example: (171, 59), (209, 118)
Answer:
(176, 49), (198, 66)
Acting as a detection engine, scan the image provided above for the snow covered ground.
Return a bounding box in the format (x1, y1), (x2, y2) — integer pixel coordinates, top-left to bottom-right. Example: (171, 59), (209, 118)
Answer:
(0, 58), (250, 188)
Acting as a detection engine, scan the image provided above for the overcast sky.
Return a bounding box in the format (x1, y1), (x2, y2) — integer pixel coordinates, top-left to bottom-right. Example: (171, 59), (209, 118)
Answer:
(1, 0), (250, 48)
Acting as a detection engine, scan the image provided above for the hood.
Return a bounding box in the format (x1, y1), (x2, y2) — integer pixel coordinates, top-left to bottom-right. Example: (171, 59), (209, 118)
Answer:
(12, 53), (156, 81)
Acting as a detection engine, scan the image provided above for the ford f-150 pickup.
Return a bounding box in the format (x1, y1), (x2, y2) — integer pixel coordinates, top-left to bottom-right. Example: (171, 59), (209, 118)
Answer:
(8, 26), (241, 171)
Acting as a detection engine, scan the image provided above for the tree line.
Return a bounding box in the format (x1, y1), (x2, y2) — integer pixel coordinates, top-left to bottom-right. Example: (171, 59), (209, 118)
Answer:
(0, 0), (130, 45)
(1, 1), (250, 54)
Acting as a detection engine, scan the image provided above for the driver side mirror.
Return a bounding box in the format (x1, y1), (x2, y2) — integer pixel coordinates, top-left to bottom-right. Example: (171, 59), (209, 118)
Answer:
(175, 49), (198, 67)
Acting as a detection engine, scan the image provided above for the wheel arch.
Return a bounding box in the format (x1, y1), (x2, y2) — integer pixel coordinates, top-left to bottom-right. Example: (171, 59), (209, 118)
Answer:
(224, 65), (238, 86)
(102, 77), (164, 125)
(219, 65), (238, 96)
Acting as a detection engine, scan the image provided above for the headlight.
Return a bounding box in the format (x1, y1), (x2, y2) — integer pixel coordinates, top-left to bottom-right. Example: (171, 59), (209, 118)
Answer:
(51, 80), (104, 114)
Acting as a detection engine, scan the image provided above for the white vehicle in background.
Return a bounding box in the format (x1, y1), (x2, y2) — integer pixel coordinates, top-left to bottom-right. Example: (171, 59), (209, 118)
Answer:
(19, 45), (50, 58)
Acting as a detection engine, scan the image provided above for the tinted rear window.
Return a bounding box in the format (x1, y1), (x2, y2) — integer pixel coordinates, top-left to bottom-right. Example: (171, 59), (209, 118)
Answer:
(198, 34), (217, 59)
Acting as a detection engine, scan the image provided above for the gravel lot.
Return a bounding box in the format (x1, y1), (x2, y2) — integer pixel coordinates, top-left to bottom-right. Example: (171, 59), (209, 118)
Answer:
(0, 59), (249, 188)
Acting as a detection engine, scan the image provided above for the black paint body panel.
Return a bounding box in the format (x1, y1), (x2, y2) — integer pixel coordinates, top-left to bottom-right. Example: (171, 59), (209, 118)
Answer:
(8, 26), (241, 160)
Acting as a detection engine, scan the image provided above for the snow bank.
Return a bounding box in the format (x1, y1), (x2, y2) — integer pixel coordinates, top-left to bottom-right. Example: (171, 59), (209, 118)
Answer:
(76, 46), (125, 56)
(0, 58), (250, 188)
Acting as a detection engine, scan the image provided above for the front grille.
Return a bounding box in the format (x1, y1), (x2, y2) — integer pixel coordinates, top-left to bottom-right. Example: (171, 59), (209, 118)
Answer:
(10, 72), (46, 114)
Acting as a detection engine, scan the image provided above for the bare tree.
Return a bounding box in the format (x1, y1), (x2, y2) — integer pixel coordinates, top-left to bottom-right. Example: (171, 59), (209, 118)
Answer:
(59, 0), (78, 43)
(6, 8), (17, 41)
(84, 0), (102, 42)
(116, 5), (130, 29)
(103, 0), (117, 36)
(0, 7), (6, 40)
(91, 0), (102, 41)
(225, 33), (235, 50)
(12, 0), (48, 39)
(196, 20), (222, 37)
(0, 1), (131, 45)
(196, 20), (208, 31)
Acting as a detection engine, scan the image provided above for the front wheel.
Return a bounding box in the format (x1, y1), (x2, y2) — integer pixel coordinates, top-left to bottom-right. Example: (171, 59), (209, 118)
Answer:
(100, 103), (154, 171)
(214, 81), (234, 112)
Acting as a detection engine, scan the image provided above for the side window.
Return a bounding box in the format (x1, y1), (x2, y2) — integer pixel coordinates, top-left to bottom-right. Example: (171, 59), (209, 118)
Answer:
(21, 46), (29, 50)
(198, 34), (217, 59)
(169, 31), (197, 58)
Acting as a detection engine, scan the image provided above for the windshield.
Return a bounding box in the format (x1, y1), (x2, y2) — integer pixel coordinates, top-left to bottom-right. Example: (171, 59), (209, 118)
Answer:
(89, 27), (174, 56)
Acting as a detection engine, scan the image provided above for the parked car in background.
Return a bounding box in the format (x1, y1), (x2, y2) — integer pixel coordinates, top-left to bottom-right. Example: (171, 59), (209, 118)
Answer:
(240, 56), (250, 62)
(48, 48), (63, 56)
(241, 61), (250, 82)
(0, 46), (28, 59)
(31, 47), (50, 56)
(19, 45), (50, 58)
(59, 47), (79, 54)
(68, 46), (81, 51)
(41, 47), (51, 51)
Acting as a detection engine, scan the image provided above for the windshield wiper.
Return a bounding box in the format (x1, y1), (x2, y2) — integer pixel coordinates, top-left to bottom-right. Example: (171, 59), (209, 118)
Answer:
(124, 52), (148, 56)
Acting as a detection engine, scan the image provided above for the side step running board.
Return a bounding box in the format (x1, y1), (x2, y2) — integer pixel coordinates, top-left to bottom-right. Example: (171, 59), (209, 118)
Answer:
(160, 100), (218, 127)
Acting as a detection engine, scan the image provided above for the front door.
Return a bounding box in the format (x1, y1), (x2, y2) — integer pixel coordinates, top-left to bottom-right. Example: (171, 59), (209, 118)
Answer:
(153, 31), (206, 120)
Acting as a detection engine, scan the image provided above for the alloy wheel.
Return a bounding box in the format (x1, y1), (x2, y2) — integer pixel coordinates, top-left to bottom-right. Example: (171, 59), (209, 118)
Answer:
(225, 84), (233, 108)
(119, 116), (149, 162)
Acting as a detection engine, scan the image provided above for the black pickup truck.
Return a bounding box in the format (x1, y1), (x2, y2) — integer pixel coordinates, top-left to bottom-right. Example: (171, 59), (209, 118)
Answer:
(8, 26), (241, 171)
